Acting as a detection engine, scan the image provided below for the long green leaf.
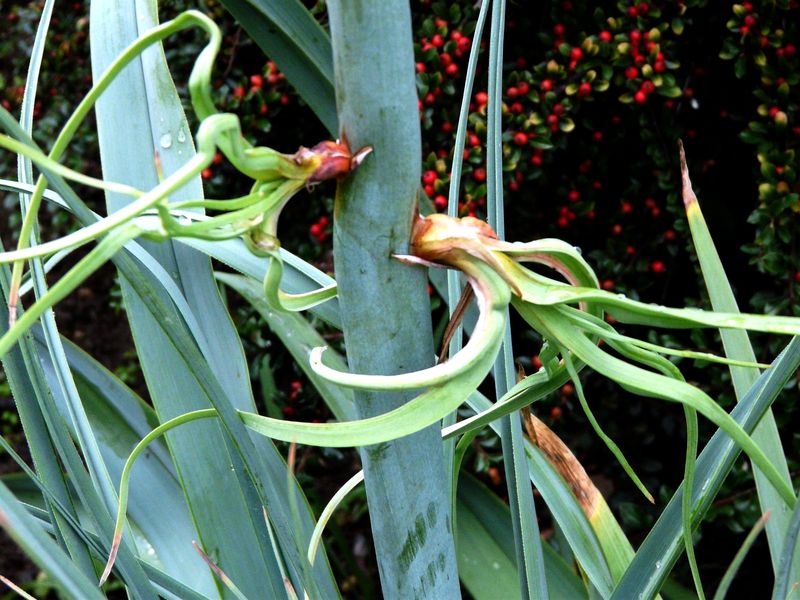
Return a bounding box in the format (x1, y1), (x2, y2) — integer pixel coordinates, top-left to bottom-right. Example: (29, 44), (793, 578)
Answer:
(0, 480), (105, 600)
(30, 328), (217, 595)
(612, 337), (800, 598)
(458, 474), (587, 600)
(681, 144), (796, 581)
(218, 0), (336, 134)
(485, 0), (547, 595)
(89, 2), (287, 595)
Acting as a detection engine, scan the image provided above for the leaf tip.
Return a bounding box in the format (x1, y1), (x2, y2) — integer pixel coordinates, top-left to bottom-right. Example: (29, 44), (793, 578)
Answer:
(99, 531), (122, 586)
(678, 140), (699, 211)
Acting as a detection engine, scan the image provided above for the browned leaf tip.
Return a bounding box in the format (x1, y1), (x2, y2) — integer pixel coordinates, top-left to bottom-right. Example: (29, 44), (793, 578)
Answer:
(678, 140), (698, 208)
(521, 409), (600, 518)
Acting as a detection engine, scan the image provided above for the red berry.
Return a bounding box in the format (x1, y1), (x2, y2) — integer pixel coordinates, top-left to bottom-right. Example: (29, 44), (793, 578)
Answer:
(552, 103), (565, 116)
(794, 271), (800, 282)
(744, 15), (757, 27)
(431, 34), (444, 47)
(743, 1), (753, 10)
(602, 279), (615, 290)
(625, 66), (639, 80)
(557, 216), (570, 228)
(634, 90), (647, 104)
(517, 82), (530, 95)
(531, 155), (543, 167)
(769, 106), (780, 118)
(550, 406), (563, 419)
(475, 92), (489, 106)
(468, 133), (480, 147)
(249, 74), (263, 89)
(740, 25), (749, 35)
(434, 195), (448, 209)
(611, 224), (623, 235)
(546, 114), (559, 126)
(513, 132), (528, 146)
(424, 92), (435, 105)
(458, 37), (471, 53)
(473, 168), (487, 182)
(310, 223), (322, 236)
(593, 131), (603, 141)
(651, 260), (666, 273)
(423, 184), (435, 197)
(510, 102), (523, 114)
(233, 86), (246, 99)
(578, 82), (592, 97)
(599, 30), (612, 43)
(416, 62), (426, 73)
(532, 355), (543, 369)
(201, 168), (212, 180)
(627, 6), (638, 17)
(626, 245), (636, 254)
(445, 64), (459, 77)
(541, 79), (554, 92)
(785, 44), (797, 57)
(621, 201), (633, 214)
(553, 24), (566, 37)
(507, 86), (519, 99)
(654, 61), (666, 73)
(570, 47), (583, 62)
(440, 53), (453, 67)
(422, 170), (437, 185)
(318, 216), (330, 227)
(441, 122), (454, 133)
(641, 80), (655, 94)
(568, 189), (581, 202)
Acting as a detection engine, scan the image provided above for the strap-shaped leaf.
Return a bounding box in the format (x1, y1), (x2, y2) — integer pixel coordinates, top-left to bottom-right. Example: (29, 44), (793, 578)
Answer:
(218, 0), (336, 134)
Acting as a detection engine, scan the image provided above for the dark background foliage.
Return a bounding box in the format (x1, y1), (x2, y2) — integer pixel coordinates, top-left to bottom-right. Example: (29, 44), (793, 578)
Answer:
(1, 0), (798, 595)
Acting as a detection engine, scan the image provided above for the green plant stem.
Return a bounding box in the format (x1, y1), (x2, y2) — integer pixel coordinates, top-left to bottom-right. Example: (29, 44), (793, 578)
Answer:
(327, 1), (460, 596)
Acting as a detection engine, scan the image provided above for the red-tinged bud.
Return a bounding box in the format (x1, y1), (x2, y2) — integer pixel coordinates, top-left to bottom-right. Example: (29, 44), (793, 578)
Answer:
(295, 139), (373, 184)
